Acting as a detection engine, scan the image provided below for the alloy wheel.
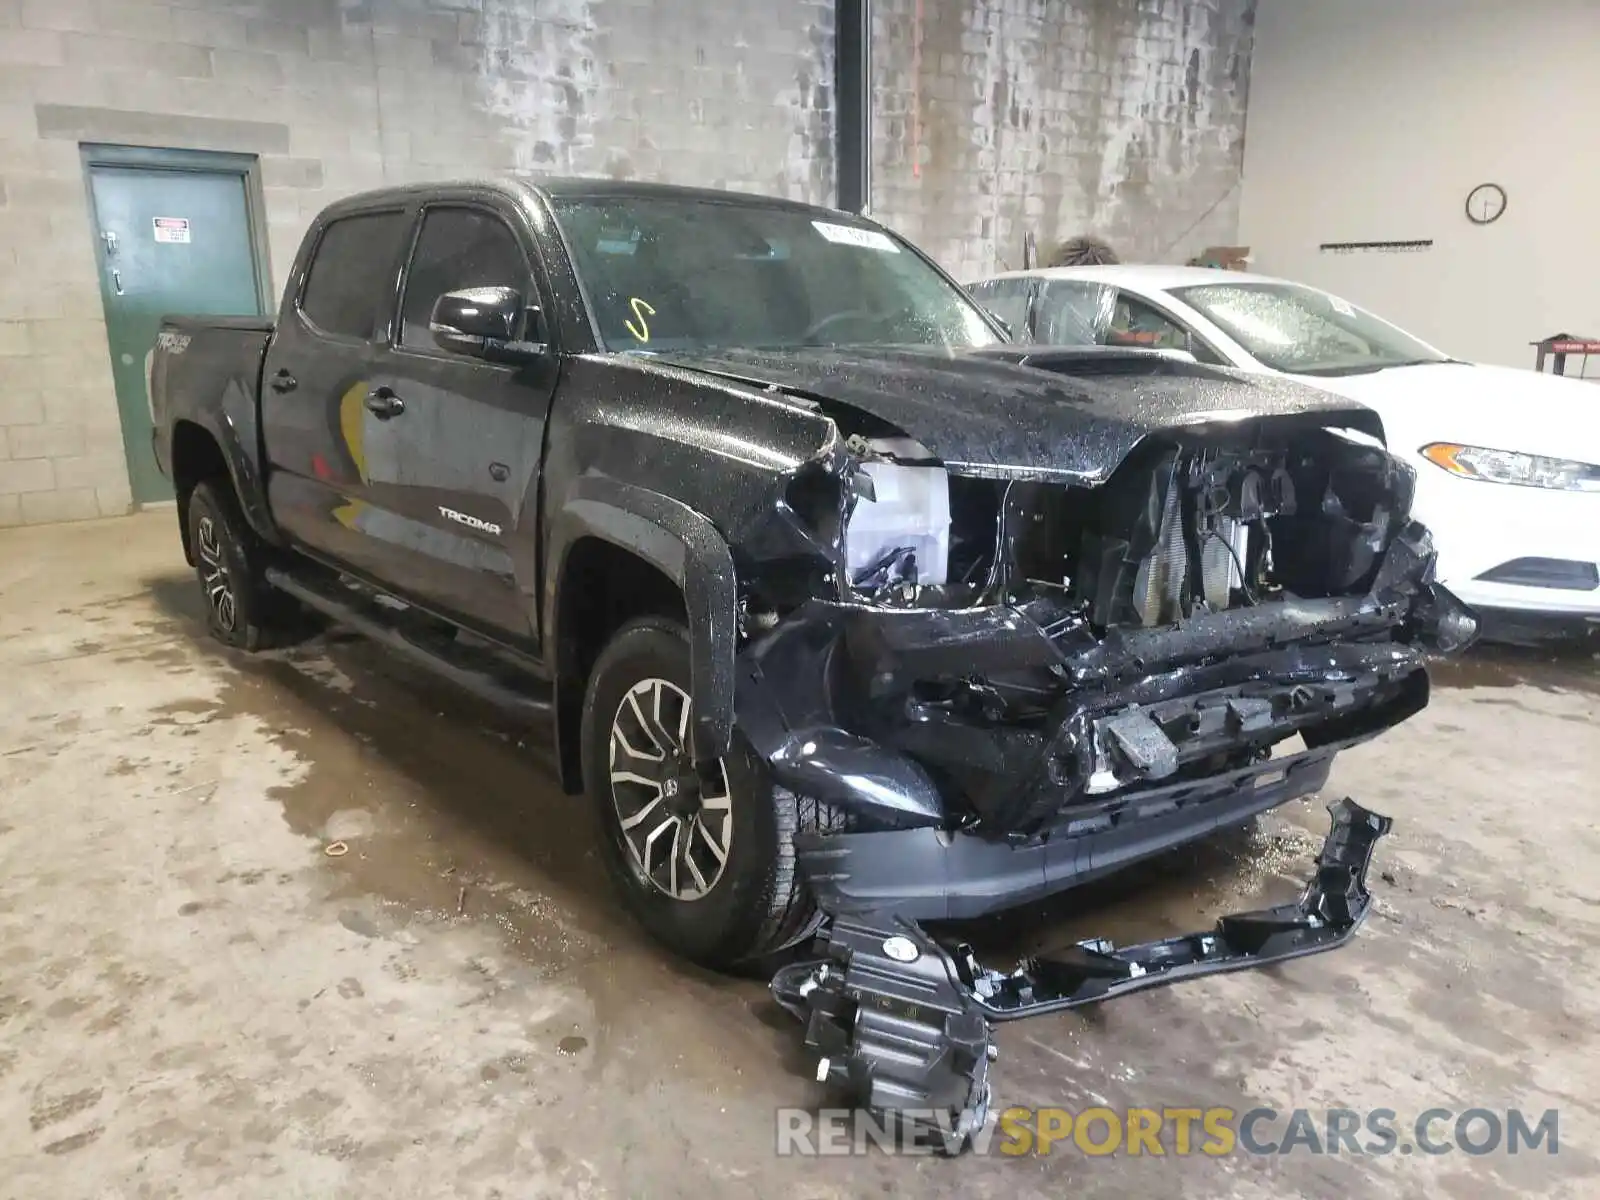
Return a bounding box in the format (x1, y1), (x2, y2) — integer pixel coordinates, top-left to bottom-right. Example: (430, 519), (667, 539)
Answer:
(607, 677), (734, 901)
(195, 515), (238, 633)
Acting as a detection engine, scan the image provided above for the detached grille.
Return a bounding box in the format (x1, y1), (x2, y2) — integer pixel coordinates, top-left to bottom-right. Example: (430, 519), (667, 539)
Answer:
(1475, 557), (1600, 591)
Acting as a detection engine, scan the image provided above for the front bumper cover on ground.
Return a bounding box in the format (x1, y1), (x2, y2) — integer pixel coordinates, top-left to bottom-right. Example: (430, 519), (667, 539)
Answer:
(770, 798), (1393, 1152)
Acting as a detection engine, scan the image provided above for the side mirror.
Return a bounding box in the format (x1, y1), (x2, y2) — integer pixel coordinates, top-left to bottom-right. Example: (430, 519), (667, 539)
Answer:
(429, 287), (546, 361)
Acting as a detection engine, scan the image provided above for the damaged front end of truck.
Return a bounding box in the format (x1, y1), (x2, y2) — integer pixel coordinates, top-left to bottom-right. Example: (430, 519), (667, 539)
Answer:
(668, 347), (1478, 1147)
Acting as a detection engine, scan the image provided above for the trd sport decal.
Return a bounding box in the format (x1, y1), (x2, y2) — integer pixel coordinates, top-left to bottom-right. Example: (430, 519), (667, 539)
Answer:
(439, 506), (503, 535)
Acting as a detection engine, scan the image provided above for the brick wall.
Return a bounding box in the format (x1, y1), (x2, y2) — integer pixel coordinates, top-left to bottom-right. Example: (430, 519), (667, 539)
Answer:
(0, 0), (835, 526)
(0, 0), (1255, 528)
(868, 0), (1257, 284)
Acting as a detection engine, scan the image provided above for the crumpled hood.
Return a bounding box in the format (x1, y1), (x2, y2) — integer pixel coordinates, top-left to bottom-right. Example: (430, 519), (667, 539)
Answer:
(650, 345), (1384, 485)
(1290, 362), (1600, 465)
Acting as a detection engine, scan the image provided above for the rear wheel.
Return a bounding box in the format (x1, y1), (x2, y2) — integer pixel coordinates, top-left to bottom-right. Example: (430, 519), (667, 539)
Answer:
(581, 617), (842, 969)
(186, 480), (294, 651)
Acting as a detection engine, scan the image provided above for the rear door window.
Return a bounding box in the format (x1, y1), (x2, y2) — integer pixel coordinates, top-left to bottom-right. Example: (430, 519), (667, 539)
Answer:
(1033, 281), (1224, 363)
(299, 210), (407, 340)
(1035, 279), (1117, 345)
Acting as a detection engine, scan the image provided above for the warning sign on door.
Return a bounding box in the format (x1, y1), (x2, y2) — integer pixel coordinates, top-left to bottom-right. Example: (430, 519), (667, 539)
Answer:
(153, 217), (191, 244)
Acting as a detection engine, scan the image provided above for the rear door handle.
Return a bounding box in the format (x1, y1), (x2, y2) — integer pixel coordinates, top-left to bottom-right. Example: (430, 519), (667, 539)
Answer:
(269, 369), (297, 394)
(365, 386), (405, 419)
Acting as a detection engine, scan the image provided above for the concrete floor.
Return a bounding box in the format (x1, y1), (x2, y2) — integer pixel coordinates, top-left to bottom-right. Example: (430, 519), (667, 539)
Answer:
(2, 511), (1597, 1198)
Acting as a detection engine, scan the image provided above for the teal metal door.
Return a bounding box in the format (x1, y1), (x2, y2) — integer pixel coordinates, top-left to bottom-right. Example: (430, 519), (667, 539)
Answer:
(87, 161), (266, 503)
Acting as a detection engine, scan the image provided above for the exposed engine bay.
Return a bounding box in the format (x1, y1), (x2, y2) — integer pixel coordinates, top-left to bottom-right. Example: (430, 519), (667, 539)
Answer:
(817, 420), (1411, 621)
(734, 407), (1475, 850)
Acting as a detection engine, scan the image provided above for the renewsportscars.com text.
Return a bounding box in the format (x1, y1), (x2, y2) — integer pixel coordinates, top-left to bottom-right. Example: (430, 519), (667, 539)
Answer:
(775, 1105), (1561, 1158)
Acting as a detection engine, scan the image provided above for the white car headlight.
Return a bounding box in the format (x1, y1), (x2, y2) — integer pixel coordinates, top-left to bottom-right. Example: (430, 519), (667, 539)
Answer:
(1420, 442), (1600, 493)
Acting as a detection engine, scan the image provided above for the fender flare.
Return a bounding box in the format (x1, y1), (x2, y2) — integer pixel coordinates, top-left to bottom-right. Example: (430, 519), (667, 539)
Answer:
(546, 477), (739, 761)
(172, 379), (281, 551)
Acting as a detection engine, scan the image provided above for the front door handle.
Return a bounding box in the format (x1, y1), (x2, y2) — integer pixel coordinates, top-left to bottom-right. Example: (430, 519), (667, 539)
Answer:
(269, 369), (297, 394)
(365, 386), (405, 419)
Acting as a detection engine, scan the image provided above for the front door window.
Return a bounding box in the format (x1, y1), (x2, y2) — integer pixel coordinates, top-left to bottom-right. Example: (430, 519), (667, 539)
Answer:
(399, 207), (533, 351)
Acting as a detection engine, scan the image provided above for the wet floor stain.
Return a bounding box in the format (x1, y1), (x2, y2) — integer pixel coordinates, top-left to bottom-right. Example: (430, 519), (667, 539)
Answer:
(132, 567), (1456, 1067)
(8, 533), (1598, 1199)
(29, 1087), (103, 1131)
(124, 570), (803, 1109)
(1427, 641), (1600, 696)
(41, 1128), (103, 1156)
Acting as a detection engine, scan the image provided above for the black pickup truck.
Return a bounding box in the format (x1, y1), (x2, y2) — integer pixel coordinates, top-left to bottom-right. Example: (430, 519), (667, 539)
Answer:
(151, 178), (1475, 1142)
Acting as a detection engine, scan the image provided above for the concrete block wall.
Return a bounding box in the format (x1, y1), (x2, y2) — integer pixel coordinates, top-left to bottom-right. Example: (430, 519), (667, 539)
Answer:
(0, 0), (836, 527)
(868, 0), (1257, 284)
(0, 0), (1257, 528)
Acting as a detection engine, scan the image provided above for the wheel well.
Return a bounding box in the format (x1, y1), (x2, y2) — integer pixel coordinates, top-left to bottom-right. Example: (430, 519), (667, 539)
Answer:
(170, 420), (230, 564)
(555, 537), (688, 793)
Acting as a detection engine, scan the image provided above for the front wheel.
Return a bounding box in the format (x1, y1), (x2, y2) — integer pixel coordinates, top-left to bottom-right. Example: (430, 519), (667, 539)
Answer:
(580, 617), (841, 969)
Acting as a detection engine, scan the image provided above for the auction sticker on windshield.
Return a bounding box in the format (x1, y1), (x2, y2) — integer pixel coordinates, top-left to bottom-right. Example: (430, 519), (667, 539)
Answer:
(813, 221), (899, 252)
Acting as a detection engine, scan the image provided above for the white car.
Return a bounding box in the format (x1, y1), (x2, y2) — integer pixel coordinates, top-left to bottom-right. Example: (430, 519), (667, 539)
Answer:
(967, 264), (1600, 640)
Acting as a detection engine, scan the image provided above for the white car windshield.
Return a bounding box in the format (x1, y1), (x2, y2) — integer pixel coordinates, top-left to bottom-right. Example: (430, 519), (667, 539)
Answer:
(1169, 281), (1451, 376)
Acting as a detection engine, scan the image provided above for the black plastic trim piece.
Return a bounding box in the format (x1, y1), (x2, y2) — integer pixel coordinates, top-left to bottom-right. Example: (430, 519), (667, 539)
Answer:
(772, 798), (1392, 1152)
(793, 738), (1350, 920)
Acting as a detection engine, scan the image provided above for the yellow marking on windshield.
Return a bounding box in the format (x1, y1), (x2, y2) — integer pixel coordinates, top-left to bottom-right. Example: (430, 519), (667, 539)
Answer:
(624, 297), (656, 343)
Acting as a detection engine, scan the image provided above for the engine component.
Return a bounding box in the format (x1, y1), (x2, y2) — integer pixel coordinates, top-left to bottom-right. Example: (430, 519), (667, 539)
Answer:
(1132, 468), (1186, 626)
(1200, 516), (1248, 609)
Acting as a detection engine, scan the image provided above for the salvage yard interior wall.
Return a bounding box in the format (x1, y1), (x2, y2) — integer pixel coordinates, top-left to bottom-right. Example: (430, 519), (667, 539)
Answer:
(2, 0), (1260, 529)
(0, 0), (836, 526)
(1238, 0), (1600, 369)
(868, 0), (1259, 284)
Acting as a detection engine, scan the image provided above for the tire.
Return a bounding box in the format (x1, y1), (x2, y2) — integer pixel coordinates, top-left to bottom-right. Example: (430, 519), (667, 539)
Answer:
(581, 617), (843, 970)
(186, 480), (292, 651)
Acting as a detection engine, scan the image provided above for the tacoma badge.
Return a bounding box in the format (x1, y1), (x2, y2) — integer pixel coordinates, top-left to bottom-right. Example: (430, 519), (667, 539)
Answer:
(438, 506), (502, 535)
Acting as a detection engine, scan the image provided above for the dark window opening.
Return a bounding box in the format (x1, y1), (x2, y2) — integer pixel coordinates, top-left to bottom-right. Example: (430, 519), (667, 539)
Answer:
(300, 210), (407, 340)
(400, 207), (531, 350)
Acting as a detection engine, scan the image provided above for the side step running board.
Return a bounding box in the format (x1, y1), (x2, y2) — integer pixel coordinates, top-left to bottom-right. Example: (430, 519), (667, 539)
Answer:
(264, 567), (552, 721)
(771, 798), (1393, 1153)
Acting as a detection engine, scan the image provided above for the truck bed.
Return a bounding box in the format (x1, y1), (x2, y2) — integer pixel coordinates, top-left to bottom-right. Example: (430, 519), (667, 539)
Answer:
(149, 315), (275, 487)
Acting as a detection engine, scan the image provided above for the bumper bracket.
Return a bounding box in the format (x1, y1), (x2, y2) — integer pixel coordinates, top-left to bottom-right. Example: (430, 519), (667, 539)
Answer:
(770, 797), (1392, 1151)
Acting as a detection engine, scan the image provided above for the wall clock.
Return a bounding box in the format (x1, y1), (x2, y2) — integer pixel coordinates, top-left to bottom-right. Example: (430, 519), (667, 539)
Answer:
(1466, 183), (1507, 225)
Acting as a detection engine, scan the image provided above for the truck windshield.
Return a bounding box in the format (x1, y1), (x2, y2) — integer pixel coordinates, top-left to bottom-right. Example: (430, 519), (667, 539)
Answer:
(551, 196), (1001, 353)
